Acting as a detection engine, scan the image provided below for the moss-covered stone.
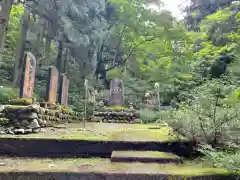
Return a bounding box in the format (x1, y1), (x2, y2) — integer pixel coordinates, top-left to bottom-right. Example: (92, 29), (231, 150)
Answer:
(0, 122), (182, 142)
(111, 151), (181, 159)
(0, 157), (234, 177)
(40, 102), (58, 110)
(10, 98), (33, 105)
(103, 106), (128, 111)
(3, 105), (28, 113)
(0, 117), (8, 121)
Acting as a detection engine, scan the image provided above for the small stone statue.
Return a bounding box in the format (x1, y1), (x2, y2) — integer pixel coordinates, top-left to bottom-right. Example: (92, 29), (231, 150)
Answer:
(129, 102), (134, 109)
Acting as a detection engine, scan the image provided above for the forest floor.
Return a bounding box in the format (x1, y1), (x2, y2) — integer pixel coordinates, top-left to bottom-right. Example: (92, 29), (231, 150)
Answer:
(0, 157), (228, 176)
(0, 123), (235, 179)
(0, 122), (183, 142)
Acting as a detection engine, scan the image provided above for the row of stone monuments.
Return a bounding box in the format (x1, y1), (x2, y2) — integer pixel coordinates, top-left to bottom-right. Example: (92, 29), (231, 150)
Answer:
(20, 52), (69, 106)
(93, 78), (141, 123)
(0, 52), (71, 135)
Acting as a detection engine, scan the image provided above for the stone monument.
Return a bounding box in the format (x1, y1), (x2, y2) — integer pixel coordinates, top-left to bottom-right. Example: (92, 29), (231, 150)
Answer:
(45, 66), (59, 103)
(92, 78), (141, 123)
(58, 74), (69, 106)
(20, 52), (37, 98)
(109, 78), (124, 106)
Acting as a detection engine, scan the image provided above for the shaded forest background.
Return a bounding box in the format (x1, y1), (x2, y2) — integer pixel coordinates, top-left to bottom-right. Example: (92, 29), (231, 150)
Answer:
(0, 0), (239, 174)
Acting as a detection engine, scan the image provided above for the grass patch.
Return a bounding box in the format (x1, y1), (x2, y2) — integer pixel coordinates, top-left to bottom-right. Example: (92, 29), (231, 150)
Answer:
(0, 123), (182, 142)
(111, 151), (180, 159)
(103, 106), (128, 111)
(108, 128), (180, 142)
(0, 157), (232, 176)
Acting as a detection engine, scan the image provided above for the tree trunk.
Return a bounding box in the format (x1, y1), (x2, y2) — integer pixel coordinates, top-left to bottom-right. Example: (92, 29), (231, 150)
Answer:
(63, 48), (69, 74)
(12, 8), (30, 86)
(0, 33), (6, 63)
(35, 24), (44, 71)
(0, 0), (14, 62)
(43, 37), (51, 65)
(56, 40), (63, 74)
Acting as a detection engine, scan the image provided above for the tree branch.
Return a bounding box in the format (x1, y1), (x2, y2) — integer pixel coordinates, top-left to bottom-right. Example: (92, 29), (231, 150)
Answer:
(123, 36), (157, 63)
(112, 25), (126, 66)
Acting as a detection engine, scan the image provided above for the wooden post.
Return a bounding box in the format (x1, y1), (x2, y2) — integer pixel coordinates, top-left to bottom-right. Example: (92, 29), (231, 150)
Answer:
(84, 79), (88, 128)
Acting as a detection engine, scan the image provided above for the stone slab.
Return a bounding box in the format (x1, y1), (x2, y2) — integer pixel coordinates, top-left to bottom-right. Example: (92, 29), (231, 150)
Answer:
(45, 66), (59, 103)
(58, 74), (69, 106)
(20, 52), (37, 98)
(109, 78), (124, 106)
(0, 158), (235, 180)
(111, 151), (181, 163)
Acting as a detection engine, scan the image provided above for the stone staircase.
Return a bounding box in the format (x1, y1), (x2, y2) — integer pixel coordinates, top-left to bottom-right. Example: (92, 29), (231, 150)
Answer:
(110, 150), (182, 164)
(0, 122), (238, 179)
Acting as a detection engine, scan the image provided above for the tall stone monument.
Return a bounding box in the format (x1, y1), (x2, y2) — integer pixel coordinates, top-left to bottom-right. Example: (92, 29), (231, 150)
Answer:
(20, 52), (37, 98)
(58, 74), (69, 106)
(45, 66), (59, 103)
(93, 78), (140, 123)
(109, 78), (124, 106)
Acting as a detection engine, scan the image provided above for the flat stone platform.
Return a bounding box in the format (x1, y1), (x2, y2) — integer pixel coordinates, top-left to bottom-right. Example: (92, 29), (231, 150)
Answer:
(111, 151), (182, 163)
(0, 157), (237, 180)
(0, 123), (196, 158)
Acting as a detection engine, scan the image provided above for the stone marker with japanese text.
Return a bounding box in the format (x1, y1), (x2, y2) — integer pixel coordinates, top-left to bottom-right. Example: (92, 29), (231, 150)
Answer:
(58, 74), (69, 106)
(109, 78), (124, 106)
(45, 66), (59, 103)
(20, 52), (37, 98)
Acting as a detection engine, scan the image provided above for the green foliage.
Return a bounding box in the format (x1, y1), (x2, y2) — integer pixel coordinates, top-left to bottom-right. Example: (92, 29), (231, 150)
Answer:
(167, 79), (240, 145)
(200, 144), (240, 173)
(1, 0), (240, 172)
(0, 87), (18, 104)
(139, 109), (162, 124)
(4, 5), (24, 61)
(156, 109), (175, 124)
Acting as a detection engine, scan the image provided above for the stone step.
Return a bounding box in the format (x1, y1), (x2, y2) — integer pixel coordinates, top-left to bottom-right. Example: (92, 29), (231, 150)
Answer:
(0, 137), (195, 158)
(0, 157), (234, 180)
(111, 151), (182, 163)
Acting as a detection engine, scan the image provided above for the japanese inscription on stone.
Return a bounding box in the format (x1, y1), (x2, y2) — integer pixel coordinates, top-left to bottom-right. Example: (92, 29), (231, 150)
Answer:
(46, 66), (59, 103)
(109, 78), (124, 106)
(58, 74), (69, 106)
(20, 52), (37, 98)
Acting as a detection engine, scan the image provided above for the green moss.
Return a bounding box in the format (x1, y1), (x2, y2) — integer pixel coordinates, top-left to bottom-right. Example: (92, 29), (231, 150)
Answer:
(10, 98), (33, 105)
(103, 106), (128, 111)
(0, 123), (182, 142)
(40, 102), (74, 113)
(58, 104), (73, 113)
(40, 102), (58, 110)
(0, 157), (233, 176)
(111, 151), (180, 159)
(4, 105), (28, 111)
(108, 128), (181, 142)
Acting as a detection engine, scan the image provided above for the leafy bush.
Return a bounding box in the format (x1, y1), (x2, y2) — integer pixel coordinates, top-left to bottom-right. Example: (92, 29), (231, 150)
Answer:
(156, 109), (175, 124)
(200, 144), (240, 173)
(0, 87), (18, 104)
(167, 79), (240, 145)
(139, 109), (162, 124)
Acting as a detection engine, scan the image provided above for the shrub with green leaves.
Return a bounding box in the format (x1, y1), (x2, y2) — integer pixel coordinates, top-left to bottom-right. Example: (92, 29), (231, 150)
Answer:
(0, 87), (18, 104)
(200, 144), (240, 173)
(156, 109), (174, 124)
(168, 78), (240, 145)
(139, 109), (162, 124)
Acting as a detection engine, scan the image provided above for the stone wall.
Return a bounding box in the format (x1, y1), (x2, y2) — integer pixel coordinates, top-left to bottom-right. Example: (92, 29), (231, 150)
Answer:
(0, 104), (82, 134)
(38, 109), (82, 124)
